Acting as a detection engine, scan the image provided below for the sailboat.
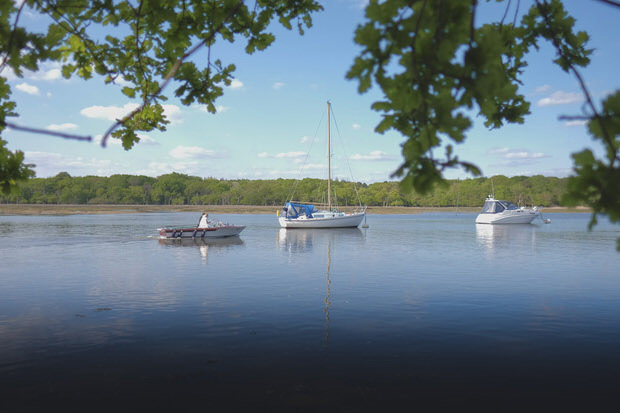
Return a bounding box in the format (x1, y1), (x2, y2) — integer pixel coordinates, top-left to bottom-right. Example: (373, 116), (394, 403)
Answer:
(278, 101), (366, 228)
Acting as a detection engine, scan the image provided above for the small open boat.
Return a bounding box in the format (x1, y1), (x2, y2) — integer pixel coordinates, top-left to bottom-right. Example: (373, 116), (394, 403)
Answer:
(158, 213), (245, 239)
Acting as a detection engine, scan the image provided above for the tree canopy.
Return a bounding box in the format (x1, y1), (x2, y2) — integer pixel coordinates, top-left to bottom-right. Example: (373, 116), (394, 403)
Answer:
(0, 0), (322, 187)
(0, 172), (569, 209)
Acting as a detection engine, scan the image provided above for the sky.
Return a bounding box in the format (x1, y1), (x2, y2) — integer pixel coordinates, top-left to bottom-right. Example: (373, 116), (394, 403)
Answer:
(2, 0), (619, 183)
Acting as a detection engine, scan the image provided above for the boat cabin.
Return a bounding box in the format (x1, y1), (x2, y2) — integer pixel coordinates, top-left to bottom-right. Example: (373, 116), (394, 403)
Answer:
(283, 202), (315, 218)
(480, 198), (519, 214)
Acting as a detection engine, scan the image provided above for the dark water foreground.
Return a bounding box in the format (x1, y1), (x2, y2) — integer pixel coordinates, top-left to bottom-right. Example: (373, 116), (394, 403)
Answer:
(1, 213), (619, 410)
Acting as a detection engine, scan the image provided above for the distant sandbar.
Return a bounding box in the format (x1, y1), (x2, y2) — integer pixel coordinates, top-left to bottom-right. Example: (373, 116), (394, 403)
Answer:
(0, 204), (591, 216)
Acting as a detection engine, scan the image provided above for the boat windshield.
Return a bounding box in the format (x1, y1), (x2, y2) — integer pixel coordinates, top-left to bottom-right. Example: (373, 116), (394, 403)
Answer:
(480, 200), (505, 213)
(501, 201), (519, 210)
(481, 200), (519, 213)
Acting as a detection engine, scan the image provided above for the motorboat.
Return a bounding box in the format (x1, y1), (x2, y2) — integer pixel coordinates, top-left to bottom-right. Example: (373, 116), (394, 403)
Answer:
(158, 214), (245, 238)
(475, 196), (541, 224)
(278, 101), (366, 228)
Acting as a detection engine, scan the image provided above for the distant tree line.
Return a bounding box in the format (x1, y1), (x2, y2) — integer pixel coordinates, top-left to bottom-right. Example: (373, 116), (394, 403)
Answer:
(0, 172), (569, 208)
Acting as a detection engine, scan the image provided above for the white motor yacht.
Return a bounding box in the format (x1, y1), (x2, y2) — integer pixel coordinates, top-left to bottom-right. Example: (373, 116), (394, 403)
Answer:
(475, 196), (540, 224)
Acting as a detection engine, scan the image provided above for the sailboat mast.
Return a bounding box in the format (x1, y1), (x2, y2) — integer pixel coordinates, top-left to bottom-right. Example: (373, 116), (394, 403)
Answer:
(327, 101), (331, 211)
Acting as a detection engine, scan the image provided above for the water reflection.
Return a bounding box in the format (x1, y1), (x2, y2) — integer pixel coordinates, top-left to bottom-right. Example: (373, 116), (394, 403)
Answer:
(475, 224), (536, 254)
(158, 236), (244, 263)
(277, 228), (364, 253)
(276, 229), (364, 349)
(324, 239), (331, 349)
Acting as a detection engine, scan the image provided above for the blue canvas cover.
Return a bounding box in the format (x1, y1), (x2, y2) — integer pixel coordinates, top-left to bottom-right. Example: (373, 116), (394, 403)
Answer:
(284, 202), (315, 218)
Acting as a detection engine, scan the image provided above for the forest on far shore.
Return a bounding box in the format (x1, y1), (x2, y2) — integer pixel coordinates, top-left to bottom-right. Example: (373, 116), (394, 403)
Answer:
(0, 172), (570, 208)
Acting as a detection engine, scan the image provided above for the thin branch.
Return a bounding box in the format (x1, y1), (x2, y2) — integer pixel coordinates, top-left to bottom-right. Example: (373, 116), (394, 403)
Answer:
(134, 0), (147, 80)
(100, 0), (245, 147)
(413, 0), (428, 43)
(596, 0), (620, 7)
(558, 115), (590, 121)
(469, 0), (478, 47)
(0, 0), (27, 72)
(499, 0), (512, 31)
(513, 0), (520, 27)
(1, 121), (92, 141)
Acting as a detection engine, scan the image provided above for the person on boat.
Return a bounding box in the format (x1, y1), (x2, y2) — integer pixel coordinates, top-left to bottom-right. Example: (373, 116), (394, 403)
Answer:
(198, 212), (209, 228)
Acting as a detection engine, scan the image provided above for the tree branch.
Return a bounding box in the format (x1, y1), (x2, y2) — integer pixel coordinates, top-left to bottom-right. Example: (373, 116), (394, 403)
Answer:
(499, 0), (512, 31)
(513, 0), (520, 27)
(134, 0), (147, 80)
(469, 0), (478, 47)
(0, 0), (27, 72)
(1, 121), (92, 141)
(597, 0), (620, 7)
(100, 0), (245, 147)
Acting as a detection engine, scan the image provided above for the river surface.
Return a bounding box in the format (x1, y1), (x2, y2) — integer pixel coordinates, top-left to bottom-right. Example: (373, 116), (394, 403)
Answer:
(1, 212), (619, 410)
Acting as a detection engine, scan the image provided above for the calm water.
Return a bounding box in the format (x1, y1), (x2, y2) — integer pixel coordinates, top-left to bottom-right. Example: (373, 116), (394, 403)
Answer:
(1, 212), (619, 409)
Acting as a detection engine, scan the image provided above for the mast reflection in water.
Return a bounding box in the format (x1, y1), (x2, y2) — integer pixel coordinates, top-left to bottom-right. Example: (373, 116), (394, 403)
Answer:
(277, 228), (365, 348)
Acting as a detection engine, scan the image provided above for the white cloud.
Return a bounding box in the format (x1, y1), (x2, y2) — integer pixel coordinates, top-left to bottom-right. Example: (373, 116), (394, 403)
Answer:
(488, 147), (549, 167)
(537, 91), (582, 107)
(504, 151), (546, 159)
(534, 84), (551, 94)
(352, 123), (361, 130)
(489, 147), (547, 160)
(564, 120), (588, 127)
(350, 150), (394, 161)
(258, 151), (307, 159)
(299, 136), (317, 143)
(137, 160), (229, 177)
(229, 79), (243, 89)
(112, 77), (132, 87)
(137, 134), (159, 146)
(81, 103), (139, 121)
(40, 68), (61, 81)
(46, 123), (78, 131)
(7, 61), (63, 82)
(161, 104), (183, 124)
(2, 67), (18, 80)
(273, 82), (285, 90)
(15, 82), (40, 95)
(299, 163), (325, 170)
(170, 145), (217, 159)
(196, 104), (229, 113)
(24, 151), (115, 177)
(80, 103), (182, 124)
(276, 151), (306, 158)
(93, 134), (121, 146)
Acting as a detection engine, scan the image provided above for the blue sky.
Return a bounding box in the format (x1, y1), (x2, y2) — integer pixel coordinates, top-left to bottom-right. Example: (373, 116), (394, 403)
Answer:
(3, 0), (619, 183)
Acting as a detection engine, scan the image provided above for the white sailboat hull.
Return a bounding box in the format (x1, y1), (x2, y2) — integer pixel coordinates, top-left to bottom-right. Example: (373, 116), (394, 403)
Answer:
(279, 211), (365, 228)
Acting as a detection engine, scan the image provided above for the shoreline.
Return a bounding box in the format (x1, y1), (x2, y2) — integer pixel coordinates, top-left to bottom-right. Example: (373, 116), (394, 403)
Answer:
(0, 204), (591, 216)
